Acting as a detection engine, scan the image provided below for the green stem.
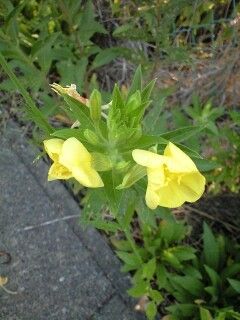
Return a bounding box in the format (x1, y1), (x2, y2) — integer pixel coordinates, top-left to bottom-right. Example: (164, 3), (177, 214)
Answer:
(0, 52), (53, 135)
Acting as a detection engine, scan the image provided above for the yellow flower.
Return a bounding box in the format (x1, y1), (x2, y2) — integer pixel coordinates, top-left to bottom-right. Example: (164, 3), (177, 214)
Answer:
(43, 137), (104, 188)
(132, 142), (205, 209)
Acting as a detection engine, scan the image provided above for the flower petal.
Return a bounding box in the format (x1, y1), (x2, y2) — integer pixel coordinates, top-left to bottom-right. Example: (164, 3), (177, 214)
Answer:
(44, 139), (64, 161)
(132, 149), (166, 168)
(145, 184), (160, 210)
(147, 166), (165, 185)
(72, 165), (104, 188)
(164, 142), (198, 173)
(59, 137), (91, 169)
(179, 171), (206, 202)
(48, 163), (72, 181)
(156, 171), (205, 208)
(157, 181), (186, 208)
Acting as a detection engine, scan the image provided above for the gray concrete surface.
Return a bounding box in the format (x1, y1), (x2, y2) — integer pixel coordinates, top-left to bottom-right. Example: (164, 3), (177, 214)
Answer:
(0, 123), (145, 320)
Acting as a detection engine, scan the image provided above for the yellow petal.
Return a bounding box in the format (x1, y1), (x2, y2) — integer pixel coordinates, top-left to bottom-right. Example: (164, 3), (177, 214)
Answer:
(145, 184), (160, 210)
(155, 171), (205, 208)
(179, 171), (206, 202)
(48, 163), (72, 181)
(43, 139), (64, 161)
(72, 165), (104, 188)
(164, 142), (198, 173)
(59, 137), (91, 169)
(132, 149), (166, 168)
(157, 181), (186, 208)
(147, 166), (165, 186)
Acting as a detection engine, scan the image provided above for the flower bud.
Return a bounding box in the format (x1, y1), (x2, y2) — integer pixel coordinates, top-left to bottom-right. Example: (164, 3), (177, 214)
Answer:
(84, 129), (100, 145)
(89, 89), (101, 123)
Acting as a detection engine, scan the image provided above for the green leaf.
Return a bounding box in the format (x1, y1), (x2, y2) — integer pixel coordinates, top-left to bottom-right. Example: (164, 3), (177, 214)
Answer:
(146, 301), (157, 320)
(91, 153), (112, 171)
(127, 280), (148, 298)
(171, 275), (204, 297)
(62, 94), (95, 131)
(116, 251), (141, 269)
(200, 307), (213, 320)
(203, 222), (220, 270)
(141, 79), (157, 104)
(142, 258), (156, 280)
(204, 265), (221, 290)
(92, 48), (127, 69)
(228, 278), (240, 293)
(110, 238), (132, 251)
(169, 246), (196, 262)
(134, 134), (168, 149)
(77, 0), (107, 43)
(0, 52), (53, 135)
(127, 65), (142, 99)
(222, 263), (240, 279)
(51, 128), (86, 141)
(116, 165), (146, 189)
(88, 220), (120, 232)
(194, 159), (220, 172)
(156, 264), (168, 289)
(166, 304), (196, 317)
(160, 125), (205, 143)
(149, 289), (163, 304)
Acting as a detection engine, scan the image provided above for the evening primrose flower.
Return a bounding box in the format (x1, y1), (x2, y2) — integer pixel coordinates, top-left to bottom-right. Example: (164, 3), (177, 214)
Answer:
(132, 142), (205, 209)
(43, 137), (104, 188)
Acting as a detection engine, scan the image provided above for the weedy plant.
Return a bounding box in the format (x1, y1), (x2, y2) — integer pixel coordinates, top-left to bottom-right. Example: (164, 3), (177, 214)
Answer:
(166, 223), (240, 320)
(1, 55), (239, 320)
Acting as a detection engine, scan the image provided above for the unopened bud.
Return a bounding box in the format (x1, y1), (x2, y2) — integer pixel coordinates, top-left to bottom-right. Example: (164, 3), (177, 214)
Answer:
(89, 89), (102, 123)
(84, 129), (100, 145)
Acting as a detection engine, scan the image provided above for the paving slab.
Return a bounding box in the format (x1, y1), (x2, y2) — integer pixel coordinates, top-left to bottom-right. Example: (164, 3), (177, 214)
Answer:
(0, 123), (146, 320)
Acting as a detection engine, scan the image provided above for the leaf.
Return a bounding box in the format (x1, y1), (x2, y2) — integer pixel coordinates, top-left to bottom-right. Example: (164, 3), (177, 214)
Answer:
(92, 48), (122, 69)
(127, 280), (148, 298)
(141, 79), (157, 104)
(156, 264), (168, 289)
(116, 251), (141, 269)
(200, 307), (213, 320)
(146, 301), (157, 320)
(62, 94), (95, 130)
(171, 275), (204, 297)
(170, 246), (196, 262)
(91, 153), (112, 171)
(203, 222), (220, 270)
(127, 65), (142, 99)
(228, 278), (240, 293)
(0, 52), (53, 135)
(166, 304), (196, 317)
(88, 220), (120, 232)
(149, 289), (163, 304)
(204, 265), (221, 290)
(194, 159), (220, 172)
(134, 134), (168, 149)
(116, 165), (146, 189)
(110, 238), (132, 251)
(77, 0), (107, 43)
(142, 258), (156, 280)
(160, 125), (205, 143)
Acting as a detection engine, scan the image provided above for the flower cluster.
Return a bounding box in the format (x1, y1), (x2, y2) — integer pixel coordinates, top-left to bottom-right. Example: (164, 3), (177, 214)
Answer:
(44, 137), (205, 209)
